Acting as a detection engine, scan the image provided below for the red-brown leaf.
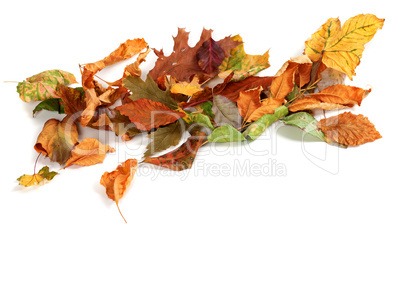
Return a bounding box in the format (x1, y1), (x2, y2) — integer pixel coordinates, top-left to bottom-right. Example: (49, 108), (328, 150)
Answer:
(116, 99), (185, 131)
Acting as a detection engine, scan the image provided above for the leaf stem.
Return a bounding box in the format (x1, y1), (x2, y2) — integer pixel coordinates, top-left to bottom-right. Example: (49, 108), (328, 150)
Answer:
(33, 153), (41, 175)
(116, 202), (127, 224)
(183, 99), (213, 110)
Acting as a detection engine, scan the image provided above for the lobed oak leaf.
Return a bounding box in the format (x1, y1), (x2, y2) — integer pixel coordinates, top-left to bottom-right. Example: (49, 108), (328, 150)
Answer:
(149, 28), (240, 82)
(116, 98), (185, 131)
(305, 14), (384, 79)
(100, 159), (138, 223)
(17, 166), (58, 187)
(64, 138), (115, 168)
(317, 112), (382, 146)
(34, 117), (79, 165)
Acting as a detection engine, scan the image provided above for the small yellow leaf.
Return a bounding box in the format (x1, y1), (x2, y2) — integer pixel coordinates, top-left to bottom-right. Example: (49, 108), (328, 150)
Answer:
(171, 76), (203, 96)
(17, 166), (58, 187)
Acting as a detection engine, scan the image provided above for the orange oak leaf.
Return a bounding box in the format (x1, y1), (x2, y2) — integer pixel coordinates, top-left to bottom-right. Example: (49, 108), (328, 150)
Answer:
(149, 28), (240, 82)
(317, 112), (382, 146)
(34, 117), (79, 165)
(116, 98), (186, 131)
(64, 138), (115, 168)
(270, 55), (312, 100)
(100, 159), (138, 223)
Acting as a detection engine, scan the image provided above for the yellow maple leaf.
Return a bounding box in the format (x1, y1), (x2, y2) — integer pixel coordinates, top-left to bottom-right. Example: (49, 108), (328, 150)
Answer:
(305, 14), (384, 79)
(170, 76), (203, 96)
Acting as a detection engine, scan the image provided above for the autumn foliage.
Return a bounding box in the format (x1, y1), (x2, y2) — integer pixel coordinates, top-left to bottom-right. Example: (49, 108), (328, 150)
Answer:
(15, 14), (384, 222)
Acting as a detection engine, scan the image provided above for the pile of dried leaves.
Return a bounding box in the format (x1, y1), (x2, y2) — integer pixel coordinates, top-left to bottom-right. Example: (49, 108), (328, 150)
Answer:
(15, 14), (384, 222)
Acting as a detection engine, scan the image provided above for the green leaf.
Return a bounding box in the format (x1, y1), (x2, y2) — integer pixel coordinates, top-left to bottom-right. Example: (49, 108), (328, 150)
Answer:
(185, 113), (214, 131)
(124, 75), (178, 109)
(243, 106), (288, 141)
(144, 120), (185, 157)
(33, 99), (65, 117)
(199, 101), (214, 119)
(17, 69), (77, 102)
(281, 112), (325, 141)
(212, 94), (242, 128)
(208, 124), (246, 143)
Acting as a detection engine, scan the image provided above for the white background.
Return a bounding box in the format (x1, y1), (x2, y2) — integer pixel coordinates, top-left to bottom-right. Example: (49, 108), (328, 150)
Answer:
(1, 1), (401, 282)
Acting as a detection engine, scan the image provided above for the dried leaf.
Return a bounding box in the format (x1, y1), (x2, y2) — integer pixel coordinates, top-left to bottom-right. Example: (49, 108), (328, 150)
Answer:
(317, 67), (346, 91)
(212, 95), (242, 128)
(124, 75), (178, 109)
(57, 85), (86, 117)
(218, 75), (274, 101)
(143, 132), (206, 171)
(243, 106), (288, 141)
(17, 166), (58, 187)
(305, 14), (384, 79)
(246, 98), (285, 122)
(219, 35), (270, 81)
(144, 120), (185, 157)
(17, 69), (77, 102)
(317, 112), (382, 146)
(171, 76), (203, 97)
(288, 85), (370, 112)
(100, 159), (138, 223)
(149, 28), (240, 82)
(197, 38), (225, 74)
(33, 98), (65, 116)
(64, 138), (115, 168)
(116, 98), (185, 131)
(271, 56), (312, 100)
(83, 38), (147, 74)
(237, 86), (263, 121)
(34, 117), (79, 165)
